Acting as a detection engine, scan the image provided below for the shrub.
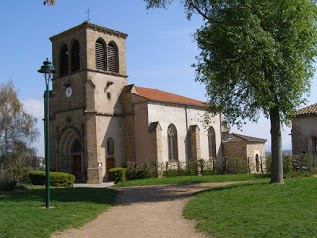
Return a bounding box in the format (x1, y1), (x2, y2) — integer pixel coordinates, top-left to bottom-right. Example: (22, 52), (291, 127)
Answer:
(29, 171), (45, 185)
(224, 157), (249, 174)
(202, 169), (216, 175)
(0, 178), (17, 191)
(126, 162), (159, 180)
(126, 167), (156, 180)
(50, 172), (75, 187)
(29, 171), (75, 187)
(109, 168), (127, 184)
(163, 169), (196, 177)
(284, 171), (312, 179)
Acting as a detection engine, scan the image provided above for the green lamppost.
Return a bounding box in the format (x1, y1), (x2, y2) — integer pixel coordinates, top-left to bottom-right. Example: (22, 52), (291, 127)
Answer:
(38, 58), (56, 208)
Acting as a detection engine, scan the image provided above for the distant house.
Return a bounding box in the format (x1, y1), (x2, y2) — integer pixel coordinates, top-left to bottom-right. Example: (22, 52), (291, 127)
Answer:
(292, 103), (317, 156)
(223, 133), (267, 173)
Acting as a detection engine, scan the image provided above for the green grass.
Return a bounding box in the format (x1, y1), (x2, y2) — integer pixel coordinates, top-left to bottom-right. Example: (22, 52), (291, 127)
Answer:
(0, 186), (117, 238)
(184, 177), (317, 238)
(113, 174), (269, 187)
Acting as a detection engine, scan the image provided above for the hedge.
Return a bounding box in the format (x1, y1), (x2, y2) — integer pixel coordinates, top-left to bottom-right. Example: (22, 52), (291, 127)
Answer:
(29, 171), (75, 187)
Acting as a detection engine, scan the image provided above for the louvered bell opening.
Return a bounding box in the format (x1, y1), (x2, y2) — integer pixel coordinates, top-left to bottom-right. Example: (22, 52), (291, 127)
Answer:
(108, 44), (118, 73)
(60, 45), (69, 76)
(95, 41), (105, 70)
(71, 41), (80, 72)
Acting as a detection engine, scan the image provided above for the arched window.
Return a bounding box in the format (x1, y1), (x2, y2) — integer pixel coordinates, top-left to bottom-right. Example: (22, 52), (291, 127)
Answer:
(168, 124), (178, 161)
(71, 138), (81, 153)
(60, 44), (69, 76)
(107, 41), (119, 73)
(208, 127), (216, 158)
(95, 39), (106, 70)
(107, 137), (114, 155)
(71, 40), (80, 72)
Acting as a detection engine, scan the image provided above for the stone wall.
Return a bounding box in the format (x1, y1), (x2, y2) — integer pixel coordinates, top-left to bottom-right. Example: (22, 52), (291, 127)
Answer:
(223, 141), (247, 159)
(292, 115), (317, 155)
(147, 102), (223, 163)
(223, 141), (266, 173)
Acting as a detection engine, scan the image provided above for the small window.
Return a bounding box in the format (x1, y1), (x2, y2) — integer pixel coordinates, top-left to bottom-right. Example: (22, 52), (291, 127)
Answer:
(167, 124), (178, 161)
(71, 40), (80, 72)
(107, 137), (114, 155)
(60, 44), (69, 76)
(107, 92), (111, 100)
(96, 39), (106, 70)
(107, 42), (118, 73)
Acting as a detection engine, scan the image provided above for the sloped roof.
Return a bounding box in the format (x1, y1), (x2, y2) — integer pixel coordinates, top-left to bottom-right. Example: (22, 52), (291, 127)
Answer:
(296, 103), (317, 116)
(225, 133), (267, 143)
(134, 86), (207, 107)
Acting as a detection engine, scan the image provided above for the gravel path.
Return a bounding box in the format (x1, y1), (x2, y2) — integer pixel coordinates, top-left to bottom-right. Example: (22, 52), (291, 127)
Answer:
(52, 182), (235, 238)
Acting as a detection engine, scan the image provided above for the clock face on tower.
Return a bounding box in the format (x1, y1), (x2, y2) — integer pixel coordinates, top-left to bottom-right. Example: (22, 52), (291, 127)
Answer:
(66, 87), (72, 97)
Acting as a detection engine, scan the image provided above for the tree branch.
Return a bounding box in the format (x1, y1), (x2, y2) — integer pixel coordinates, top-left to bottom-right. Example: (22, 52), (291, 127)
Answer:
(186, 0), (211, 21)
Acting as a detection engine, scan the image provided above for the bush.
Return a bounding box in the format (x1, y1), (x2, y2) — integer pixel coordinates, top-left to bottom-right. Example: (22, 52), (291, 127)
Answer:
(109, 168), (127, 184)
(126, 167), (155, 180)
(29, 171), (75, 187)
(50, 172), (75, 187)
(284, 171), (312, 179)
(0, 178), (17, 191)
(29, 171), (45, 185)
(163, 169), (196, 177)
(202, 169), (217, 175)
(225, 157), (249, 174)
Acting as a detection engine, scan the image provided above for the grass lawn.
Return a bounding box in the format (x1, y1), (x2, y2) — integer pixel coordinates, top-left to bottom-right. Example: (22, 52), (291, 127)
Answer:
(113, 173), (269, 187)
(0, 186), (117, 238)
(184, 177), (317, 238)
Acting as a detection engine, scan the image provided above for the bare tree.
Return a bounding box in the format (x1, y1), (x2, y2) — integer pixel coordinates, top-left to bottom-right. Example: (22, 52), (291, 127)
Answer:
(0, 81), (39, 182)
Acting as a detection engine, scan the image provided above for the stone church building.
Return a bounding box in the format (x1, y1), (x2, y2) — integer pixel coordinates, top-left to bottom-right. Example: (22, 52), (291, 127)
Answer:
(48, 22), (266, 183)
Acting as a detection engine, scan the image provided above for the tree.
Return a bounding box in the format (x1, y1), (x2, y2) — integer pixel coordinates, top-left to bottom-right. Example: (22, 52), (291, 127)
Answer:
(0, 81), (39, 182)
(145, 0), (317, 183)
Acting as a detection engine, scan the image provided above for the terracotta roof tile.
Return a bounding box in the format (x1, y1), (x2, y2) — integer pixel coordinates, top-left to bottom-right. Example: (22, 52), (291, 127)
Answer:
(134, 86), (207, 107)
(296, 103), (317, 116)
(225, 133), (267, 143)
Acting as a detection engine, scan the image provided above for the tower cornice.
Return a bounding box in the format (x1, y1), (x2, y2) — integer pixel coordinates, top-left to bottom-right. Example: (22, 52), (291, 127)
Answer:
(50, 21), (128, 42)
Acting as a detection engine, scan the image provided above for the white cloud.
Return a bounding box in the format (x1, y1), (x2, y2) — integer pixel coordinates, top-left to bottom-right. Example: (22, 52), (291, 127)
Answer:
(22, 99), (43, 118)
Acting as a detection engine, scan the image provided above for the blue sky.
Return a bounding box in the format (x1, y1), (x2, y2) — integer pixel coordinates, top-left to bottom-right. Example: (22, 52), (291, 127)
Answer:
(1, 0), (316, 156)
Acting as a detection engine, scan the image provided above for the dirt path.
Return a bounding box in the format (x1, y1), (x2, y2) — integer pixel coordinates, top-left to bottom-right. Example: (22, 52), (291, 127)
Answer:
(52, 182), (235, 238)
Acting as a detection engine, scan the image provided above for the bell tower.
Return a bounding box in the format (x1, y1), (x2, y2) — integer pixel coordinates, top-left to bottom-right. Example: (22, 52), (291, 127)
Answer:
(49, 22), (128, 183)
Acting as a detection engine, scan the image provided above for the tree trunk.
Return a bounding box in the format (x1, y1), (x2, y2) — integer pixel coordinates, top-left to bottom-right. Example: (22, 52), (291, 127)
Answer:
(269, 107), (284, 184)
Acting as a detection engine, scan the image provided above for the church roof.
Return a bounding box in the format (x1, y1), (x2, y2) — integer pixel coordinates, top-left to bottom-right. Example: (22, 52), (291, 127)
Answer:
(296, 103), (317, 116)
(134, 86), (207, 107)
(225, 133), (267, 143)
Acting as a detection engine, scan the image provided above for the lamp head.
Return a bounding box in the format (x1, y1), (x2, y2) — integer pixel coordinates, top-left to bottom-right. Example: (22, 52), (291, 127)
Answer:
(38, 58), (56, 74)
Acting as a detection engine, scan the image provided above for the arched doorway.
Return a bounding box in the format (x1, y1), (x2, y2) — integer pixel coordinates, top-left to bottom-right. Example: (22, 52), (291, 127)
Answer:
(58, 128), (84, 181)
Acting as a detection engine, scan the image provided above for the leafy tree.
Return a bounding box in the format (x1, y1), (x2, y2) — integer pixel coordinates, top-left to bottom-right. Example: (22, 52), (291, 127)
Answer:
(145, 0), (317, 183)
(0, 81), (39, 182)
